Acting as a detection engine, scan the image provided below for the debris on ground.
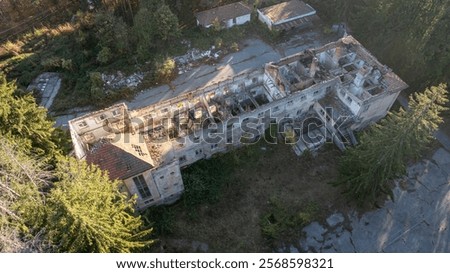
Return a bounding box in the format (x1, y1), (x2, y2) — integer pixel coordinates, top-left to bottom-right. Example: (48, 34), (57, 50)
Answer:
(174, 45), (223, 75)
(102, 71), (144, 90)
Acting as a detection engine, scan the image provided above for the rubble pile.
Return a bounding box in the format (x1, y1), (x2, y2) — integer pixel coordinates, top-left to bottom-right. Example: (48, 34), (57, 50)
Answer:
(102, 71), (144, 90)
(174, 46), (222, 75)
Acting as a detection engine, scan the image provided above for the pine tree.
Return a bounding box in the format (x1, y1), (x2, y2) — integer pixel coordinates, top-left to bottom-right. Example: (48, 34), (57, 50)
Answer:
(45, 157), (153, 253)
(133, 0), (180, 59)
(0, 137), (49, 252)
(334, 84), (448, 206)
(0, 73), (59, 160)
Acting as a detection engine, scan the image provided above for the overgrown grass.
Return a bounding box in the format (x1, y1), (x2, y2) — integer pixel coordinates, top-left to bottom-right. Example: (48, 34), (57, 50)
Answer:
(260, 197), (319, 242)
(143, 206), (176, 236)
(181, 142), (264, 213)
(142, 141), (266, 237)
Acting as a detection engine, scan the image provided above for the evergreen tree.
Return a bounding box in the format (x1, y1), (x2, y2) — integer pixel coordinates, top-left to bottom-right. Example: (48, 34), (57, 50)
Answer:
(153, 4), (180, 42)
(334, 84), (448, 206)
(0, 73), (60, 160)
(0, 137), (48, 252)
(45, 157), (153, 253)
(133, 0), (180, 59)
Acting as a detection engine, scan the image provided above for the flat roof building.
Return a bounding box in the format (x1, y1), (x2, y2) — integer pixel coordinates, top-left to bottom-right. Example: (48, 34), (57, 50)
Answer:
(69, 36), (407, 210)
(195, 1), (252, 29)
(257, 0), (317, 30)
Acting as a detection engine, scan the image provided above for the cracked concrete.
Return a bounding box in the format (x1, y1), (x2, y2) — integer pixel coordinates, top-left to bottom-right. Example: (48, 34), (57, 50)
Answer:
(294, 147), (450, 253)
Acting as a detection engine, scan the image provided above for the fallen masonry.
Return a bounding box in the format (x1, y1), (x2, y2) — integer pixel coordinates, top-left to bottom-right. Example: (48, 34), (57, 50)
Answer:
(68, 36), (408, 210)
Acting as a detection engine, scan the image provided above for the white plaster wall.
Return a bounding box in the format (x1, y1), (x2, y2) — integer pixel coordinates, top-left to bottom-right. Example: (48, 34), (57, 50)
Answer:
(356, 91), (400, 126)
(151, 161), (184, 201)
(225, 18), (233, 28)
(124, 169), (161, 209)
(257, 10), (273, 29)
(69, 122), (87, 159)
(236, 14), (251, 25)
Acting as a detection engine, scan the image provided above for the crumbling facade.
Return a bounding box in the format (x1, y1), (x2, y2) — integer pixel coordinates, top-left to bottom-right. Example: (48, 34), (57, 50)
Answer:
(69, 36), (408, 210)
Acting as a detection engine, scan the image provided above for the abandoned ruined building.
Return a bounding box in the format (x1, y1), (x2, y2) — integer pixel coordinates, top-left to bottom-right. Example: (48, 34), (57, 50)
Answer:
(69, 36), (408, 210)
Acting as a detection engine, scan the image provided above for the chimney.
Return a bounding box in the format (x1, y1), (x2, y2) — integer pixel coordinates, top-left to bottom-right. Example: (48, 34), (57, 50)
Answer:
(309, 57), (319, 78)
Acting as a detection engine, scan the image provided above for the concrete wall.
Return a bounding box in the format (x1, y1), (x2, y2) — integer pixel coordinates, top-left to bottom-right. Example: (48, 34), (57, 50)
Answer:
(200, 14), (250, 29)
(236, 14), (251, 25)
(123, 160), (183, 210)
(257, 10), (273, 29)
(123, 169), (161, 209)
(150, 161), (184, 205)
(354, 90), (401, 130)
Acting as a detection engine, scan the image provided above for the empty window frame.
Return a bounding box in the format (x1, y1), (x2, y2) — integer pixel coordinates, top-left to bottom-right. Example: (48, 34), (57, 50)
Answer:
(112, 109), (121, 116)
(96, 114), (107, 123)
(78, 121), (88, 128)
(133, 175), (152, 199)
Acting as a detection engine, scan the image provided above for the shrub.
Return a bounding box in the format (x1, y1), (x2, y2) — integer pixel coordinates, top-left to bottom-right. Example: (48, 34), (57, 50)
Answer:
(143, 206), (175, 235)
(230, 42), (239, 52)
(96, 47), (112, 64)
(260, 197), (319, 241)
(154, 57), (176, 84)
(214, 37), (223, 49)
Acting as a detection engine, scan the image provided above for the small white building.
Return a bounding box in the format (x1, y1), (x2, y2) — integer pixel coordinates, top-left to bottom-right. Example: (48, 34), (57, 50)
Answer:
(257, 0), (316, 30)
(195, 1), (252, 29)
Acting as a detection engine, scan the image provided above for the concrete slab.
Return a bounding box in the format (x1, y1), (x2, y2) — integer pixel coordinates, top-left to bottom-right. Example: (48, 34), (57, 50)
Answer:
(334, 231), (355, 252)
(302, 221), (327, 242)
(326, 213), (345, 228)
(27, 72), (61, 109)
(432, 148), (450, 166)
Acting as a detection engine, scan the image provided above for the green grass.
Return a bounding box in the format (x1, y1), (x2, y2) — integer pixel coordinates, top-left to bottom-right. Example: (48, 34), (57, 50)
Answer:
(260, 197), (319, 242)
(141, 137), (345, 252)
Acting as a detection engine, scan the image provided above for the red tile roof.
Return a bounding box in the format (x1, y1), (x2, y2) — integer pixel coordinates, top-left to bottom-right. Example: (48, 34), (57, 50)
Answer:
(86, 141), (152, 180)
